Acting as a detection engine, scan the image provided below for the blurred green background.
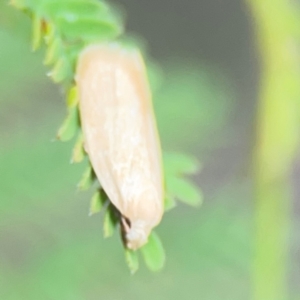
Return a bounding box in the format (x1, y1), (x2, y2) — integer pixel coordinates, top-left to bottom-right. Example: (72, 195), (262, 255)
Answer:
(1, 1), (300, 299)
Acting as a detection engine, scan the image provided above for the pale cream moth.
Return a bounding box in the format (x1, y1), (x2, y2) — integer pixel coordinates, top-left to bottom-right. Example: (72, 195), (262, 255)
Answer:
(76, 43), (164, 250)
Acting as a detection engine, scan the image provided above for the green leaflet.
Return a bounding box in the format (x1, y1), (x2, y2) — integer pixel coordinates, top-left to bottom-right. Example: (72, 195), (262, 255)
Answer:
(68, 87), (83, 163)
(140, 232), (165, 272)
(77, 165), (94, 191)
(163, 152), (202, 208)
(31, 14), (42, 51)
(49, 57), (72, 82)
(44, 37), (62, 66)
(57, 17), (122, 43)
(57, 105), (79, 141)
(164, 195), (177, 211)
(103, 203), (119, 238)
(166, 176), (202, 207)
(89, 189), (108, 216)
(43, 21), (55, 44)
(67, 85), (79, 108)
(41, 1), (109, 21)
(163, 152), (201, 176)
(125, 249), (139, 274)
(71, 132), (85, 164)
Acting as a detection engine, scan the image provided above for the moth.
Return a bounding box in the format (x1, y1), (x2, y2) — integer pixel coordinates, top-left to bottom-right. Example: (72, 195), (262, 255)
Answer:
(76, 43), (164, 250)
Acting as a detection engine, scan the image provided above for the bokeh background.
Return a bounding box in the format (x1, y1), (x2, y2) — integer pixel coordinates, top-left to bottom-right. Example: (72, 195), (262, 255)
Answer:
(1, 0), (299, 299)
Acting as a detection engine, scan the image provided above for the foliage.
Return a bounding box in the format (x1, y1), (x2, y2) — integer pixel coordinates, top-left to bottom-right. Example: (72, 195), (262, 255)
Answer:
(10, 0), (202, 272)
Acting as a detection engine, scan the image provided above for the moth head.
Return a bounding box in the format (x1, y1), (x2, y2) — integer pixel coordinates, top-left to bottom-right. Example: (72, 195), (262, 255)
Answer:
(121, 217), (152, 250)
(120, 190), (163, 250)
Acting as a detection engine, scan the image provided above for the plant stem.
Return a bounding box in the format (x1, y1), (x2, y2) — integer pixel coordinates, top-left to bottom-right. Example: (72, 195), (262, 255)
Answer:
(247, 0), (300, 299)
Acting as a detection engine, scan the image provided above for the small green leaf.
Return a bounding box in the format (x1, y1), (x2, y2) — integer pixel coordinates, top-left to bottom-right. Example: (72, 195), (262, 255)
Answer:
(42, 0), (109, 21)
(57, 106), (79, 141)
(89, 189), (108, 216)
(43, 22), (55, 45)
(140, 231), (165, 272)
(103, 203), (119, 238)
(164, 195), (176, 211)
(32, 14), (42, 51)
(49, 57), (71, 83)
(71, 132), (85, 163)
(67, 85), (79, 108)
(166, 177), (202, 207)
(44, 38), (61, 66)
(57, 18), (122, 43)
(125, 249), (139, 274)
(66, 43), (84, 65)
(77, 165), (95, 191)
(163, 152), (201, 176)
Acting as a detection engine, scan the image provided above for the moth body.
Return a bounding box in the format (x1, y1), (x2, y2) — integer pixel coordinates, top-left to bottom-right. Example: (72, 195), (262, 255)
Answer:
(76, 44), (164, 250)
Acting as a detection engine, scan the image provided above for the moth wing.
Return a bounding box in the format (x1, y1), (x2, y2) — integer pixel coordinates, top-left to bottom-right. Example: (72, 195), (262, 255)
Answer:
(76, 45), (163, 223)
